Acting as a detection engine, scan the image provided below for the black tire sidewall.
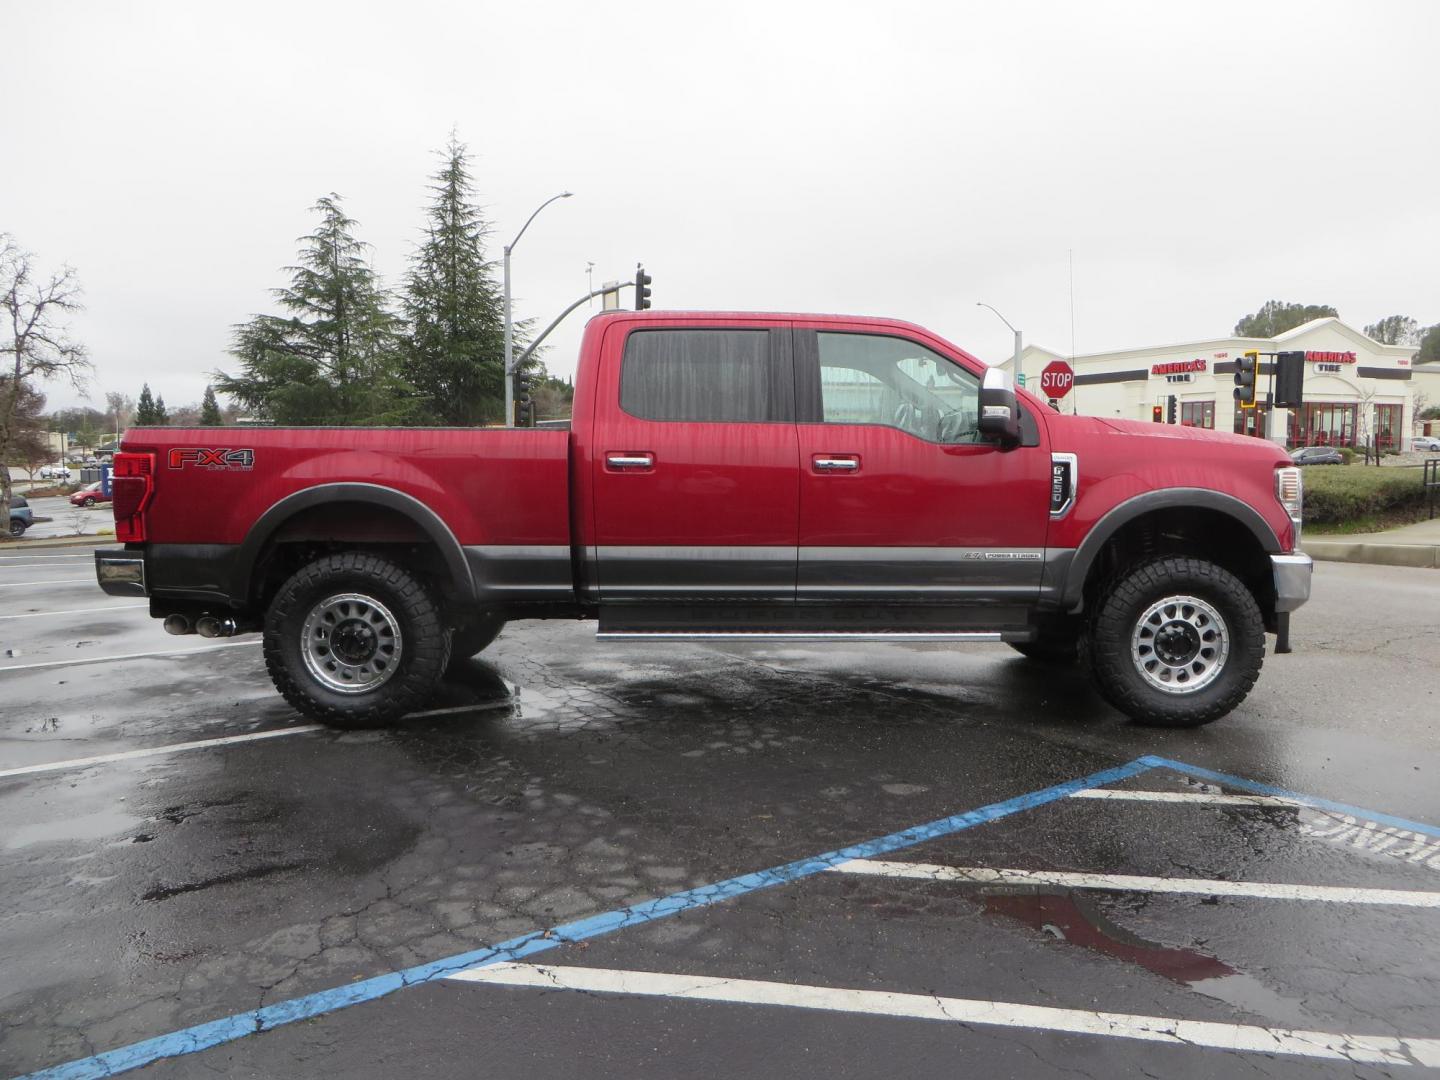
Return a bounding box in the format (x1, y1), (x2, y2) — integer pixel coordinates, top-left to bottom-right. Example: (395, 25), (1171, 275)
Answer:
(264, 553), (450, 728)
(1084, 557), (1264, 727)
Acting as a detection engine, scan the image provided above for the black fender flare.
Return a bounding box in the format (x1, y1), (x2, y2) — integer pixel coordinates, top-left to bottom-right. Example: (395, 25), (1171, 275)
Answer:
(1061, 488), (1282, 610)
(235, 483), (475, 603)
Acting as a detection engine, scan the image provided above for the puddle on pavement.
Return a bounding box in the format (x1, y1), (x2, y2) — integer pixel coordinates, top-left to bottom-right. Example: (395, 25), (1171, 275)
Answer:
(983, 889), (1314, 1028)
(4, 806), (145, 850)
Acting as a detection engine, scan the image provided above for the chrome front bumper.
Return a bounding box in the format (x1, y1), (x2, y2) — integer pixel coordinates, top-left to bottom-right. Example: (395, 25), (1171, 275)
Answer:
(95, 548), (147, 597)
(1271, 552), (1312, 613)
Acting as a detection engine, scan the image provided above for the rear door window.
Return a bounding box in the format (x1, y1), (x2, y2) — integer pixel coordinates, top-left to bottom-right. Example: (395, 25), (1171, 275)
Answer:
(620, 329), (791, 422)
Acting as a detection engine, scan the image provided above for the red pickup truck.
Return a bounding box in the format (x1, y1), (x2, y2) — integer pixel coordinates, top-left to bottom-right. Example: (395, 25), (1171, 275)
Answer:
(95, 311), (1310, 730)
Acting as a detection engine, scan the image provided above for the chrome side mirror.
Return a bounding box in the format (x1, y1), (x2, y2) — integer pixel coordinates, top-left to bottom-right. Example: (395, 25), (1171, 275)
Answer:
(978, 367), (1020, 447)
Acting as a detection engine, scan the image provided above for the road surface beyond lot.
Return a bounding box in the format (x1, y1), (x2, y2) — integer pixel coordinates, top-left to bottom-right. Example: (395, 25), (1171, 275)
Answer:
(1, 556), (1438, 1079)
(8, 494), (112, 541)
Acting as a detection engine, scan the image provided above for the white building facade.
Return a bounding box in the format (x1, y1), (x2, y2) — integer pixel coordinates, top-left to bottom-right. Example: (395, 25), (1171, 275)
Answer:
(1018, 318), (1428, 450)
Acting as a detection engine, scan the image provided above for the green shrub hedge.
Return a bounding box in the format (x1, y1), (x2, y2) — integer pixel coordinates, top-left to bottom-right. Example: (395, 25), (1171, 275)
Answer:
(1302, 465), (1426, 524)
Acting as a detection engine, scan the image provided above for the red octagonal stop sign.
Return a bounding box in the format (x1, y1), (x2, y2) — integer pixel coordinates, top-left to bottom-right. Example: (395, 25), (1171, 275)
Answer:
(1040, 360), (1075, 399)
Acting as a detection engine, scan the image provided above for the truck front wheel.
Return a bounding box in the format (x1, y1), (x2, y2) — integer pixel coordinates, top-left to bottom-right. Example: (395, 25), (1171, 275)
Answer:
(263, 552), (451, 729)
(1079, 556), (1264, 728)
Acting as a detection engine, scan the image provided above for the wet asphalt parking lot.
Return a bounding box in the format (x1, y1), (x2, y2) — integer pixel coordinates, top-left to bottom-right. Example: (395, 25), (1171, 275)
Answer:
(2, 547), (1439, 1078)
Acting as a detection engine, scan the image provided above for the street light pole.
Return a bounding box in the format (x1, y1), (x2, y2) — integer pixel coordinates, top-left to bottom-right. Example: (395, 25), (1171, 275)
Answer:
(504, 191), (573, 427)
(976, 302), (1022, 389)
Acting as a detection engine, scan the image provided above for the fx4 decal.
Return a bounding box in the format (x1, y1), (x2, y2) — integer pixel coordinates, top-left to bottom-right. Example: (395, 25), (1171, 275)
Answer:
(167, 448), (255, 471)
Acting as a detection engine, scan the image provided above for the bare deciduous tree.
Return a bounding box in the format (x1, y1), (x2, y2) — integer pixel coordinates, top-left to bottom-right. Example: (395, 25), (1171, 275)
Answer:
(2, 235), (92, 529)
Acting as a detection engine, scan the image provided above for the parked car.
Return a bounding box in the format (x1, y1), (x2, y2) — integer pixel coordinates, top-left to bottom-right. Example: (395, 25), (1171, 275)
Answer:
(39, 464), (73, 480)
(1290, 446), (1344, 465)
(70, 481), (111, 508)
(1412, 435), (1440, 452)
(8, 495), (32, 537)
(96, 309), (1311, 731)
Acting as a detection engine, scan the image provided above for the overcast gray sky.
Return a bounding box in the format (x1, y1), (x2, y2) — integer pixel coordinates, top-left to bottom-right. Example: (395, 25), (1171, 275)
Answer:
(6, 0), (1437, 415)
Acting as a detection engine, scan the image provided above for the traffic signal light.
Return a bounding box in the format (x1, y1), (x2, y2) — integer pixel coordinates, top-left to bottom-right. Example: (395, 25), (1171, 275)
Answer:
(512, 369), (536, 427)
(1274, 350), (1305, 408)
(1233, 350), (1259, 409)
(634, 264), (652, 310)
(1166, 395), (1177, 425)
(1152, 405), (1163, 423)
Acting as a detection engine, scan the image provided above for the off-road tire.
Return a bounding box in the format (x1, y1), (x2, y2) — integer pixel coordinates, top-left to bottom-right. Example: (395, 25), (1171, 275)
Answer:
(1079, 556), (1264, 728)
(447, 612), (506, 671)
(263, 552), (451, 729)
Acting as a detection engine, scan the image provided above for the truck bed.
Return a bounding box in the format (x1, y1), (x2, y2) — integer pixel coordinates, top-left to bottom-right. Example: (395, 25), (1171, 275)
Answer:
(124, 426), (572, 547)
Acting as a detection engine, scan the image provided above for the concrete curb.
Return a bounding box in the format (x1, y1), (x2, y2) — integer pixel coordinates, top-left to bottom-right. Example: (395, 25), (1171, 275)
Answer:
(0, 534), (113, 552)
(1306, 541), (1439, 569)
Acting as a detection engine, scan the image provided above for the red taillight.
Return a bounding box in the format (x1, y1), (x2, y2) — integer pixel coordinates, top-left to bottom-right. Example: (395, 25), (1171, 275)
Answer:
(112, 452), (155, 543)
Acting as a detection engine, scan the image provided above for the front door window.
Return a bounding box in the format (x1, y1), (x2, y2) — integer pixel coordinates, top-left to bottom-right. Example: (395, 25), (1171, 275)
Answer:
(817, 333), (980, 444)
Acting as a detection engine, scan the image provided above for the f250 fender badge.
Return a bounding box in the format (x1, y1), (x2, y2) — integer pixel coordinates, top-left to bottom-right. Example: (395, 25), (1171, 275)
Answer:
(1050, 452), (1077, 517)
(167, 448), (255, 471)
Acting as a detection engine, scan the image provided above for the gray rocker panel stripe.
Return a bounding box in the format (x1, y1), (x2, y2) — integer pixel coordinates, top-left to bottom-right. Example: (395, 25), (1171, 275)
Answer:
(464, 545), (573, 601)
(594, 545), (795, 599)
(798, 546), (1046, 599)
(590, 545), (1070, 601)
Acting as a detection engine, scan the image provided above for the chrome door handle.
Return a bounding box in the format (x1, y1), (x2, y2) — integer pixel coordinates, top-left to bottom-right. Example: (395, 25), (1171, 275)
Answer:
(607, 453), (654, 468)
(813, 457), (859, 471)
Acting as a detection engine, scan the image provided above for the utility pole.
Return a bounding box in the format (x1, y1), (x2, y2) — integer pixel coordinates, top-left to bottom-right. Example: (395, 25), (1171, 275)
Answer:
(976, 302), (1023, 389)
(503, 191), (573, 427)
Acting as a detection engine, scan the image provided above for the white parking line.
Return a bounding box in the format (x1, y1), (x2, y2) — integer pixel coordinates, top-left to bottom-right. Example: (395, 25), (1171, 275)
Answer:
(451, 963), (1440, 1067)
(0, 639), (260, 673)
(1069, 789), (1300, 808)
(0, 724), (324, 779)
(0, 578), (95, 588)
(0, 603), (148, 620)
(828, 859), (1440, 907)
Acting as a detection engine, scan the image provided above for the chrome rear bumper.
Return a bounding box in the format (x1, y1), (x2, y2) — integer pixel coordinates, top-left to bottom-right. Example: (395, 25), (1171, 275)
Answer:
(95, 548), (147, 597)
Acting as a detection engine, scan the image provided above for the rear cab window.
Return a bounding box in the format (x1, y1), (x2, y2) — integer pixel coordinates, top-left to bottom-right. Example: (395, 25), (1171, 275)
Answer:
(619, 328), (792, 422)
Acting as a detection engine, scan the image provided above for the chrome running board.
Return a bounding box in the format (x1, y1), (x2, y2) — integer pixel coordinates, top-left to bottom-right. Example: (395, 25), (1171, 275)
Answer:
(595, 631), (1004, 642)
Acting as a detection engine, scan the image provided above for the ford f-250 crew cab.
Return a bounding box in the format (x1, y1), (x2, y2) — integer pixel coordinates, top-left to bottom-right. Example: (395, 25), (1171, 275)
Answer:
(94, 310), (1311, 729)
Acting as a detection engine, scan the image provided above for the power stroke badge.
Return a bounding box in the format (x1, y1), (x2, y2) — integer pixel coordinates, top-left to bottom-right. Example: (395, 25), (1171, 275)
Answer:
(167, 448), (255, 471)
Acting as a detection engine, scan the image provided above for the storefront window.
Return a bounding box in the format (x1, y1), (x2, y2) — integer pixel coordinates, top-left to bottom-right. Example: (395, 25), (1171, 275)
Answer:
(1180, 401), (1214, 428)
(1233, 405), (1268, 439)
(1292, 402), (1357, 448)
(1374, 404), (1402, 452)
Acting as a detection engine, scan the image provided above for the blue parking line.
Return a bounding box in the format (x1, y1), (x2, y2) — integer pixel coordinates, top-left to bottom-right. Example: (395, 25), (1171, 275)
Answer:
(19, 757), (1153, 1080)
(1141, 757), (1440, 839)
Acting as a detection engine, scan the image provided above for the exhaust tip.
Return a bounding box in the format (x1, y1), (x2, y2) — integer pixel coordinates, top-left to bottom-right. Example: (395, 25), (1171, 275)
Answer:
(195, 615), (238, 639)
(163, 614), (191, 636)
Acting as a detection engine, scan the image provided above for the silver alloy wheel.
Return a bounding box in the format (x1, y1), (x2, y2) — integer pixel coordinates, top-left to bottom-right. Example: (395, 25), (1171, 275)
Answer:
(1130, 594), (1229, 695)
(300, 592), (403, 694)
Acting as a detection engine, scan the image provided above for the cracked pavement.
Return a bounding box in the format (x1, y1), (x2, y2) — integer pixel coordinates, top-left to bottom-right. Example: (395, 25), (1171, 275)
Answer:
(1, 559), (1438, 1078)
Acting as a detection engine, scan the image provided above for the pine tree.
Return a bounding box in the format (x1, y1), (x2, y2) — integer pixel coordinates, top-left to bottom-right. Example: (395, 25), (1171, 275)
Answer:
(401, 137), (512, 425)
(154, 394), (169, 425)
(136, 383), (157, 425)
(200, 384), (223, 425)
(215, 195), (410, 425)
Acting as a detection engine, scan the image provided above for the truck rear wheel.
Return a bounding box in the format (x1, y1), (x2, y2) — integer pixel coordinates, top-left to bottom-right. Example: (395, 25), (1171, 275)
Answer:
(263, 552), (451, 729)
(1079, 556), (1264, 728)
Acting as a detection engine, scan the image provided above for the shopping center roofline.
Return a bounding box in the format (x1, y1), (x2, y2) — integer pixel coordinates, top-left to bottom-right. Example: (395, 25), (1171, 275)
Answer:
(1017, 317), (1419, 367)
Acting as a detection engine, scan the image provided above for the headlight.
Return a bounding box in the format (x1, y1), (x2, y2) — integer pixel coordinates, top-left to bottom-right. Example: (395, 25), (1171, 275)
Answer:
(1275, 466), (1303, 543)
